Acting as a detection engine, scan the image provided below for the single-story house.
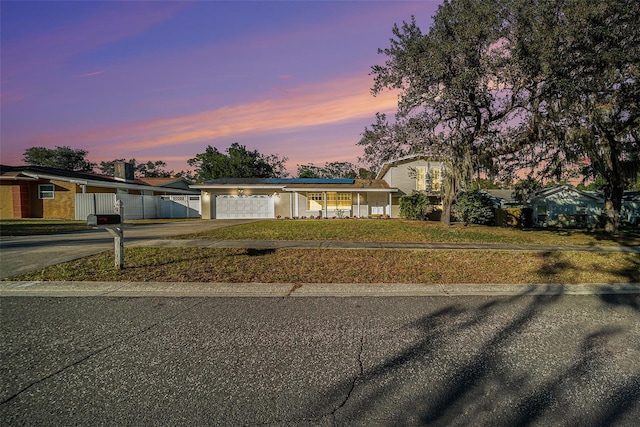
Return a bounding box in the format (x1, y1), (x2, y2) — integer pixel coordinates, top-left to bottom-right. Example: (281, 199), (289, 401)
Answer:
(191, 178), (397, 219)
(0, 164), (199, 220)
(528, 185), (604, 227)
(621, 191), (640, 225)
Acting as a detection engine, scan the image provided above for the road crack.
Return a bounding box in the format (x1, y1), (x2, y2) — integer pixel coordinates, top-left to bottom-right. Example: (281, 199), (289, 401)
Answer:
(332, 325), (365, 420)
(1, 298), (206, 406)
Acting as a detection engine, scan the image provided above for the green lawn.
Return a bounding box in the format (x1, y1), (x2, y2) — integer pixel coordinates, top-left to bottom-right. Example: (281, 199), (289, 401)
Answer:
(175, 219), (640, 247)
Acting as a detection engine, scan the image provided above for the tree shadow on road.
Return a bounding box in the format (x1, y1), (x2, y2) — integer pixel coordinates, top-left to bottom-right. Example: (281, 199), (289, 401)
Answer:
(297, 286), (640, 425)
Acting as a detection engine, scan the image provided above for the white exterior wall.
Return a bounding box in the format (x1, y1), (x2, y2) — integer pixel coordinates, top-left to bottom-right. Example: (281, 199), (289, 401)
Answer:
(381, 159), (445, 195)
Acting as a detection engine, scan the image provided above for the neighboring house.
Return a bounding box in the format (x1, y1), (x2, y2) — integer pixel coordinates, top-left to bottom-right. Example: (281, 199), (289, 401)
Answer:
(484, 189), (519, 208)
(135, 177), (194, 191)
(191, 178), (397, 219)
(376, 154), (446, 218)
(621, 191), (640, 226)
(528, 185), (604, 228)
(0, 164), (199, 220)
(529, 185), (640, 228)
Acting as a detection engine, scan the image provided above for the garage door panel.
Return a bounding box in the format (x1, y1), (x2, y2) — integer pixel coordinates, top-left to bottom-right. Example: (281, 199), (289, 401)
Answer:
(215, 195), (274, 219)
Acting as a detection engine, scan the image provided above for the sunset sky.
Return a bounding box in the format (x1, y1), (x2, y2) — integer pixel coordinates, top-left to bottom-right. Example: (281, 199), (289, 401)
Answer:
(1, 1), (439, 175)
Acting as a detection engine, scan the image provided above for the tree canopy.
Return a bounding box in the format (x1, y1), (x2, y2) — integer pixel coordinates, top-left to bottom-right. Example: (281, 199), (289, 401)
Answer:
(22, 146), (97, 172)
(187, 143), (288, 181)
(510, 0), (640, 233)
(361, 0), (640, 233)
(99, 159), (174, 178)
(296, 161), (374, 179)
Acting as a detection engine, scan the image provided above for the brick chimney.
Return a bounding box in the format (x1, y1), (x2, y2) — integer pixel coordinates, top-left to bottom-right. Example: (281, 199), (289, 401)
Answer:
(114, 161), (135, 182)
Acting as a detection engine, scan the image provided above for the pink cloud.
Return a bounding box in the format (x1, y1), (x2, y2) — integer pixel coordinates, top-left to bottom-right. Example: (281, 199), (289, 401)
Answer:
(80, 70), (105, 78)
(104, 75), (399, 151)
(5, 73), (398, 166)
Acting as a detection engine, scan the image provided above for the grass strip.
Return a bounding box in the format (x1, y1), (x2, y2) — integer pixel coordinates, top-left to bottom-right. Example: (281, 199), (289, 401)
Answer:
(12, 247), (640, 284)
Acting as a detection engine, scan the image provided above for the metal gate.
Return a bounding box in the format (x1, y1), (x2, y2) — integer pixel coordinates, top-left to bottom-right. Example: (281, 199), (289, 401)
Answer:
(159, 195), (201, 218)
(76, 194), (201, 220)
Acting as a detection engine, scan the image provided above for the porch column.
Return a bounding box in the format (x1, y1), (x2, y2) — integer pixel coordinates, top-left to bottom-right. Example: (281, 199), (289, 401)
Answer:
(289, 192), (293, 217)
(357, 192), (360, 218)
(388, 193), (392, 218)
(323, 192), (327, 218)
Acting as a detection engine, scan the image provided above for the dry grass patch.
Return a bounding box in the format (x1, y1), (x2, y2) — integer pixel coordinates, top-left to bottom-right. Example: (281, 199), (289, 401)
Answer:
(13, 247), (640, 284)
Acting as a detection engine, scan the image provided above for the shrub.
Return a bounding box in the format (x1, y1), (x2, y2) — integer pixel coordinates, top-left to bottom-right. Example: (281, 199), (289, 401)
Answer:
(496, 207), (523, 228)
(452, 190), (495, 225)
(399, 192), (432, 220)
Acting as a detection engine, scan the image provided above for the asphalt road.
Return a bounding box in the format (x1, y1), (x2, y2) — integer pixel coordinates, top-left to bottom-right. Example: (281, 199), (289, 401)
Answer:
(2, 294), (639, 426)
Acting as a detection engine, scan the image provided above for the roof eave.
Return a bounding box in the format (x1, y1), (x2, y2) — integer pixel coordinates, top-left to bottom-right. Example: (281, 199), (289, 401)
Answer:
(283, 187), (398, 192)
(20, 172), (198, 194)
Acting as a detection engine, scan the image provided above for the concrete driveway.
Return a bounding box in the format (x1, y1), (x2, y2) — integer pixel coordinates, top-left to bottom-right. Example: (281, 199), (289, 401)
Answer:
(0, 220), (258, 279)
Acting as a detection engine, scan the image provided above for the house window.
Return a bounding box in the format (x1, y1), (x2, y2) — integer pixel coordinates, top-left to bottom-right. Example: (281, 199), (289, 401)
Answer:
(416, 167), (426, 191)
(334, 193), (352, 209)
(431, 169), (442, 192)
(308, 193), (324, 210)
(38, 184), (55, 199)
(307, 192), (352, 210)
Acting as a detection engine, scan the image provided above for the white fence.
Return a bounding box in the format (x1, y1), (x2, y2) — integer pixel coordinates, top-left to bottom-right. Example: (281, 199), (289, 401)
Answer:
(75, 194), (201, 220)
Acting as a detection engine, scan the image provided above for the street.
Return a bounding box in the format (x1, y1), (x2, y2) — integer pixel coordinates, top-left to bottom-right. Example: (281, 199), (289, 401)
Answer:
(1, 293), (639, 426)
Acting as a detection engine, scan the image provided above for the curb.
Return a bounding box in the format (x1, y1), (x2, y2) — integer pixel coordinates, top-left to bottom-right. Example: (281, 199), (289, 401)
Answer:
(1, 281), (638, 298)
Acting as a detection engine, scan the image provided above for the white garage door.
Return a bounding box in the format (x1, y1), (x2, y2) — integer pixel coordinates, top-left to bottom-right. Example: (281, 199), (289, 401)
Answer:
(215, 195), (274, 219)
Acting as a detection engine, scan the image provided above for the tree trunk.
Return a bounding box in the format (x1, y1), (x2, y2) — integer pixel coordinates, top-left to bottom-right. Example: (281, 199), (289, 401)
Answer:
(441, 174), (458, 225)
(602, 184), (623, 235)
(441, 195), (453, 225)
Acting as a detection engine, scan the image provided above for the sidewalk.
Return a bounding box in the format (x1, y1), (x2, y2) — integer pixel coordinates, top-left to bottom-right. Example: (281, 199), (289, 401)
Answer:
(1, 280), (639, 297)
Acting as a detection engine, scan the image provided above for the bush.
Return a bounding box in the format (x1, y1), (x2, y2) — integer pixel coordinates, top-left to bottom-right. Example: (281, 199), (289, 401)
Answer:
(452, 190), (495, 225)
(399, 192), (432, 220)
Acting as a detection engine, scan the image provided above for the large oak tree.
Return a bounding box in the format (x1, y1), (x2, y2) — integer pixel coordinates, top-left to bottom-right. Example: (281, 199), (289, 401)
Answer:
(361, 0), (639, 232)
(510, 0), (640, 234)
(364, 0), (528, 223)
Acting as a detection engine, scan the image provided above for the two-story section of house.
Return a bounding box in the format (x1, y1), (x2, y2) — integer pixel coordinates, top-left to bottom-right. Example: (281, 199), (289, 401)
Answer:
(376, 154), (446, 218)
